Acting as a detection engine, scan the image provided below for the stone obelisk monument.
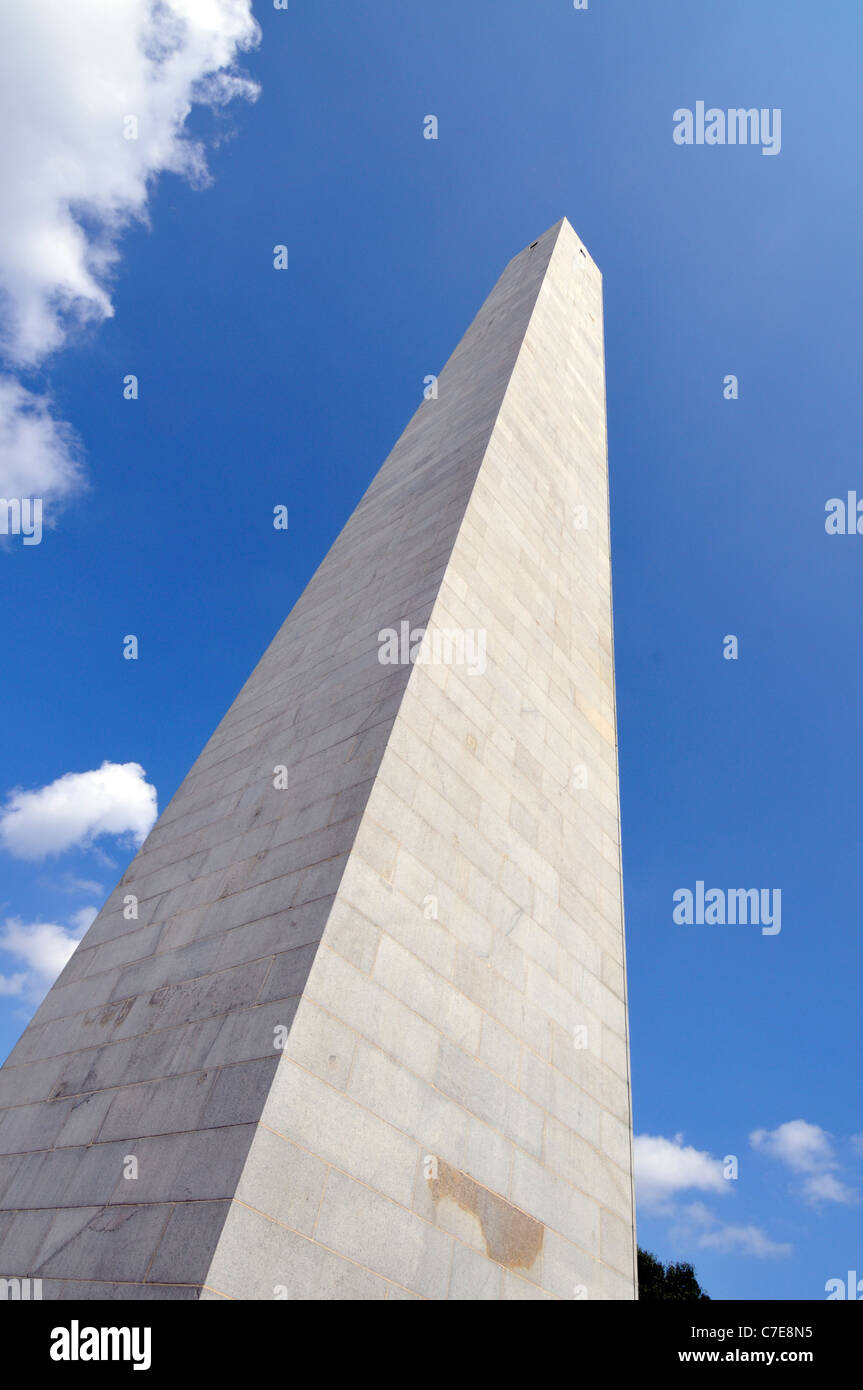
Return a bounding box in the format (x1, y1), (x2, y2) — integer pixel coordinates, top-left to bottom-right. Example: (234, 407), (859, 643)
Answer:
(0, 218), (636, 1300)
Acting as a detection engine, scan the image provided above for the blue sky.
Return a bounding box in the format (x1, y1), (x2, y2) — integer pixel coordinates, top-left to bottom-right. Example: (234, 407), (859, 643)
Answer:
(1, 0), (862, 1301)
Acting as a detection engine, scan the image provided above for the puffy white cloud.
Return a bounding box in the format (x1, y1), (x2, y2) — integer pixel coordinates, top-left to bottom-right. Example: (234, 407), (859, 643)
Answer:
(0, 917), (84, 981)
(0, 761), (157, 860)
(0, 378), (85, 506)
(0, 0), (260, 504)
(751, 1119), (858, 1206)
(0, 911), (93, 1002)
(751, 1120), (836, 1174)
(634, 1133), (728, 1209)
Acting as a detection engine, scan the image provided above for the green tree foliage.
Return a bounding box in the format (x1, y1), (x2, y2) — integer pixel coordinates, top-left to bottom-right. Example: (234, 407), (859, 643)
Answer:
(638, 1247), (710, 1300)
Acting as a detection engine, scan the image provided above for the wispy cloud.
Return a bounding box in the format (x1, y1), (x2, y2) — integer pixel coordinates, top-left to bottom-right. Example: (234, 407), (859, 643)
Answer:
(55, 875), (105, 898)
(673, 1203), (791, 1259)
(800, 1173), (858, 1207)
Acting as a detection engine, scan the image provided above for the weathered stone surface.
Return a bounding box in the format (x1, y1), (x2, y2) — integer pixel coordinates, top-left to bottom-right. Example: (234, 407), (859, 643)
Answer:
(0, 218), (635, 1299)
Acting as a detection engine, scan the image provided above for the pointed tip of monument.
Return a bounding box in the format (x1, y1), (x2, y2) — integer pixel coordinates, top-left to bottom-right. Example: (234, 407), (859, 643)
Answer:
(526, 217), (600, 275)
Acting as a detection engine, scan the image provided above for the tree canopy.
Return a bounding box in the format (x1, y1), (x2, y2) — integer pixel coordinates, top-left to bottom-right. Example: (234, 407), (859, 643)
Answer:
(638, 1248), (710, 1300)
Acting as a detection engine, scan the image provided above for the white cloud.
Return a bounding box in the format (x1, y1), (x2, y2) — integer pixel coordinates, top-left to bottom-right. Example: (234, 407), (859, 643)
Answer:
(698, 1223), (791, 1259)
(751, 1120), (836, 1174)
(70, 906), (100, 935)
(801, 1173), (859, 1207)
(672, 1202), (792, 1260)
(0, 761), (158, 860)
(0, 912), (92, 1002)
(58, 875), (105, 897)
(634, 1133), (728, 1209)
(0, 378), (85, 505)
(751, 1119), (858, 1206)
(0, 0), (260, 506)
